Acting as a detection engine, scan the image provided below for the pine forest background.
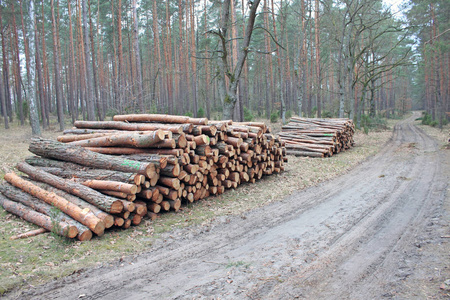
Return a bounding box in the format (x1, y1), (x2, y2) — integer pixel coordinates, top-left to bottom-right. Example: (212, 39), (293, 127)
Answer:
(0, 0), (448, 136)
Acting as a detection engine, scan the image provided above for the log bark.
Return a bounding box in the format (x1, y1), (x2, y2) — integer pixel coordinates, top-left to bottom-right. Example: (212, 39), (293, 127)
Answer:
(81, 180), (138, 195)
(73, 120), (184, 134)
(29, 138), (157, 179)
(0, 193), (77, 239)
(67, 130), (165, 148)
(113, 113), (208, 125)
(0, 183), (93, 240)
(4, 172), (105, 235)
(17, 162), (123, 214)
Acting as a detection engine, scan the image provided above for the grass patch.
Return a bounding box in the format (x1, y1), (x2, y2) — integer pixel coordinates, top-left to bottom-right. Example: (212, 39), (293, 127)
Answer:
(0, 115), (400, 295)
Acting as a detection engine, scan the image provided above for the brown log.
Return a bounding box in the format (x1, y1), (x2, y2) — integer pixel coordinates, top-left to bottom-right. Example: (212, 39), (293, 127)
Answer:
(4, 173), (105, 235)
(123, 219), (132, 229)
(29, 138), (158, 179)
(17, 162), (123, 214)
(130, 213), (142, 226)
(82, 180), (138, 195)
(0, 194), (78, 239)
(10, 228), (48, 240)
(134, 201), (148, 216)
(168, 199), (181, 211)
(73, 120), (184, 134)
(67, 130), (165, 148)
(100, 190), (128, 199)
(114, 217), (125, 227)
(0, 183), (94, 240)
(160, 200), (170, 211)
(113, 114), (208, 125)
(147, 211), (159, 221)
(158, 176), (180, 190)
(120, 200), (136, 212)
(160, 164), (181, 177)
(58, 132), (120, 143)
(24, 180), (114, 230)
(147, 202), (161, 213)
(85, 147), (167, 156)
(137, 188), (153, 200)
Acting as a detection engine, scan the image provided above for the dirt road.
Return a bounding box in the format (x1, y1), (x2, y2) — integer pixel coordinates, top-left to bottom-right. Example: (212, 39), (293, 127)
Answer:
(13, 113), (449, 299)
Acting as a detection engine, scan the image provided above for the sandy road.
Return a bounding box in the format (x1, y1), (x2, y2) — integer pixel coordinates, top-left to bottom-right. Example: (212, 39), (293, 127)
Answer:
(14, 112), (449, 299)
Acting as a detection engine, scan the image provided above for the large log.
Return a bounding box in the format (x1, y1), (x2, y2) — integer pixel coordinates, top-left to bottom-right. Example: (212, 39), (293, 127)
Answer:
(67, 130), (165, 148)
(28, 164), (143, 186)
(28, 138), (157, 179)
(113, 114), (208, 125)
(0, 183), (93, 241)
(0, 194), (78, 239)
(73, 120), (184, 134)
(4, 172), (105, 235)
(16, 162), (123, 214)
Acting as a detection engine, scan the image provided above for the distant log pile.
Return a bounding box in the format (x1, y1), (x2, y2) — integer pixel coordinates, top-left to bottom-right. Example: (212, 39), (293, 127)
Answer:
(1, 114), (286, 241)
(279, 117), (355, 157)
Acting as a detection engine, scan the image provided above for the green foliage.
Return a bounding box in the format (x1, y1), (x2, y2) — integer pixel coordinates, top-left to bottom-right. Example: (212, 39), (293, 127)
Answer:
(361, 114), (388, 134)
(322, 111), (333, 118)
(310, 106), (317, 118)
(243, 107), (254, 122)
(270, 111), (278, 123)
(429, 120), (439, 127)
(421, 112), (432, 125)
(285, 110), (292, 120)
(185, 111), (193, 117)
(197, 108), (205, 118)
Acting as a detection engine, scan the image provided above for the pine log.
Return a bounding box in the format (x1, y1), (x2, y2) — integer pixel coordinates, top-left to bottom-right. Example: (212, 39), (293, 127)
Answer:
(17, 162), (123, 214)
(0, 183), (93, 240)
(81, 180), (138, 195)
(29, 138), (157, 179)
(112, 114), (208, 125)
(67, 130), (165, 148)
(73, 120), (184, 134)
(0, 194), (78, 239)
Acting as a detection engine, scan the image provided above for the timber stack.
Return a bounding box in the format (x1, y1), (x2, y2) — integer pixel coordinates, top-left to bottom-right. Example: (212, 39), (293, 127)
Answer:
(0, 114), (285, 241)
(279, 117), (355, 157)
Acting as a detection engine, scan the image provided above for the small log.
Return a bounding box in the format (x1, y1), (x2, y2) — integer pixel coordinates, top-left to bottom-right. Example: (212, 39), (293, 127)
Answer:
(73, 120), (184, 134)
(113, 114), (208, 125)
(10, 228), (48, 240)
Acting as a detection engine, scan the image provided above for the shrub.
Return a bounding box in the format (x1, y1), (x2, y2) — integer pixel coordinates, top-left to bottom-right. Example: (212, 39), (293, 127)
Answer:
(322, 111), (333, 118)
(421, 112), (432, 125)
(243, 107), (254, 122)
(185, 111), (193, 117)
(270, 111), (278, 123)
(197, 107), (205, 118)
(285, 110), (292, 120)
(430, 120), (439, 127)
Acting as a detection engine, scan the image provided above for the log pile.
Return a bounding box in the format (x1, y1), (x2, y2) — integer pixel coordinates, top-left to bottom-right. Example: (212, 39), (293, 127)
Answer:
(279, 117), (355, 157)
(0, 114), (286, 241)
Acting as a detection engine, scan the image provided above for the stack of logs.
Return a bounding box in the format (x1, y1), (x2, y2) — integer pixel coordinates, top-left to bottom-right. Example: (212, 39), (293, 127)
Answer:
(0, 114), (286, 241)
(279, 117), (355, 157)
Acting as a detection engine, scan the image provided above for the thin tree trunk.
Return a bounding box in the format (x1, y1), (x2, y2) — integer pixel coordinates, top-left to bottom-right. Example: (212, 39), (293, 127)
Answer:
(82, 0), (95, 121)
(314, 0), (321, 117)
(132, 0), (144, 112)
(51, 0), (65, 130)
(11, 2), (24, 125)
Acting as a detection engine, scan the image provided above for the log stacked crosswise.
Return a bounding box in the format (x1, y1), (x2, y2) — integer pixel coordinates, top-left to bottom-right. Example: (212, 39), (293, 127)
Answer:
(0, 114), (286, 241)
(279, 117), (355, 157)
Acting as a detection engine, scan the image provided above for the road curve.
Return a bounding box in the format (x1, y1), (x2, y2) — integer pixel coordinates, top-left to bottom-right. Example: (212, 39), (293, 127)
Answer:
(13, 112), (449, 299)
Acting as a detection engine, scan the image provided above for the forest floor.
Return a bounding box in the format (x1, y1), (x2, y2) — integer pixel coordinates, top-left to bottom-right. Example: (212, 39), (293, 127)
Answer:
(1, 112), (449, 299)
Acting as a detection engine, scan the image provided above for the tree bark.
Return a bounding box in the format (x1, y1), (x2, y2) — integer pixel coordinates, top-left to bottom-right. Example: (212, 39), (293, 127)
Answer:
(0, 183), (92, 241)
(4, 172), (104, 235)
(17, 162), (124, 215)
(51, 0), (65, 130)
(28, 138), (157, 179)
(0, 193), (77, 239)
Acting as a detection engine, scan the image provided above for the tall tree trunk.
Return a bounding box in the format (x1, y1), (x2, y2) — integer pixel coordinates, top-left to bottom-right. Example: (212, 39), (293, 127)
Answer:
(132, 0), (144, 112)
(314, 0), (321, 117)
(0, 5), (9, 129)
(51, 0), (65, 130)
(82, 0), (95, 121)
(89, 2), (101, 120)
(11, 2), (24, 125)
(67, 0), (77, 124)
(189, 0), (198, 118)
(26, 0), (41, 136)
(271, 0), (286, 124)
(117, 0), (124, 113)
(41, 1), (50, 127)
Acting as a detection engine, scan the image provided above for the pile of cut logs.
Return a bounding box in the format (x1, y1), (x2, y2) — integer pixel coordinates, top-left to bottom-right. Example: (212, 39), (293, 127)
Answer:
(279, 117), (355, 157)
(0, 114), (286, 241)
